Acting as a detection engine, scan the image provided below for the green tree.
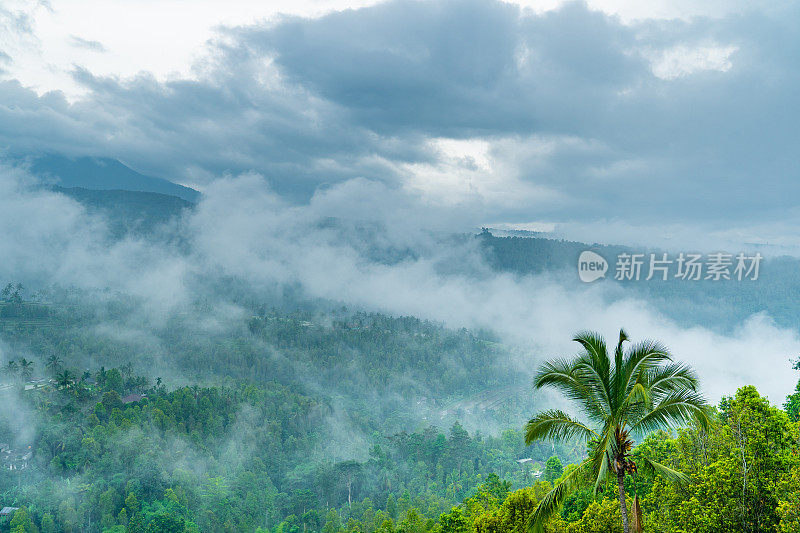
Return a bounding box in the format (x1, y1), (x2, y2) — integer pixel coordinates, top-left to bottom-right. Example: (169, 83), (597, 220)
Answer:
(9, 507), (38, 533)
(336, 460), (362, 509)
(439, 507), (469, 532)
(779, 466), (800, 532)
(785, 385), (800, 422)
(321, 509), (341, 533)
(40, 514), (57, 533)
(544, 456), (564, 484)
(146, 513), (185, 533)
(18, 358), (34, 379)
(524, 329), (709, 533)
(45, 354), (62, 374)
(56, 368), (76, 390)
(101, 390), (124, 411)
(386, 494), (398, 520)
(650, 386), (799, 533)
(5, 360), (18, 378)
(99, 487), (121, 530)
(472, 483), (550, 533)
(105, 368), (124, 393)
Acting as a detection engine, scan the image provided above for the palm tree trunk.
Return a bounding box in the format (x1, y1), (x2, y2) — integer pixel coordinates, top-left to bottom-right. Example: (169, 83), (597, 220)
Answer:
(617, 471), (630, 533)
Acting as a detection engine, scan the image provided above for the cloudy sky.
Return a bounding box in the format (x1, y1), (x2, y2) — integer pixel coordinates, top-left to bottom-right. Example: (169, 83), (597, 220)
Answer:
(2, 0), (800, 403)
(2, 0), (799, 248)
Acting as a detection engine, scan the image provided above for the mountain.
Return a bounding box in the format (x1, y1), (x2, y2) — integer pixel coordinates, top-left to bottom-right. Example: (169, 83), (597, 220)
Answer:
(53, 186), (193, 238)
(28, 154), (200, 203)
(477, 231), (800, 331)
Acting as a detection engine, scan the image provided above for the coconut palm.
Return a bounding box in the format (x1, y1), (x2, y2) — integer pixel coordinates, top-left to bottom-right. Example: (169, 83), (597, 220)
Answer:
(18, 358), (33, 379)
(45, 354), (62, 373)
(55, 369), (76, 390)
(525, 329), (709, 533)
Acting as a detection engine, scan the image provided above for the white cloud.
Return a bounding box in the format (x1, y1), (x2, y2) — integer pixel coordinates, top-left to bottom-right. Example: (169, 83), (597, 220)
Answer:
(3, 1), (800, 265)
(1, 0), (768, 99)
(648, 42), (738, 80)
(1, 0), (383, 97)
(400, 136), (562, 209)
(0, 161), (796, 406)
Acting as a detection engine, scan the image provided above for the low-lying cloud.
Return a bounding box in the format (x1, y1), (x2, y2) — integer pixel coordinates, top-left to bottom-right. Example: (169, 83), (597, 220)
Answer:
(0, 164), (796, 407)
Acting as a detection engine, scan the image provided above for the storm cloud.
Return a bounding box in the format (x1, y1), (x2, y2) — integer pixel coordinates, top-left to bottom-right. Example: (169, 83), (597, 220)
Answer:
(0, 0), (799, 241)
(1, 0), (799, 410)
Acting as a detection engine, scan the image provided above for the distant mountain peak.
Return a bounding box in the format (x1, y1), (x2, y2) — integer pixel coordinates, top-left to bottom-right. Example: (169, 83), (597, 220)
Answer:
(26, 154), (200, 203)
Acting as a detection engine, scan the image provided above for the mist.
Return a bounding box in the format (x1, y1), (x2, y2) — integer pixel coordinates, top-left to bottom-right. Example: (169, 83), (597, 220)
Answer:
(0, 164), (795, 408)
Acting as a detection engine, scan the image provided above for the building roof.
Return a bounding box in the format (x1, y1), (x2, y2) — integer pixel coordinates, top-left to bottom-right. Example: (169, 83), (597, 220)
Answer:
(120, 393), (146, 404)
(0, 507), (18, 516)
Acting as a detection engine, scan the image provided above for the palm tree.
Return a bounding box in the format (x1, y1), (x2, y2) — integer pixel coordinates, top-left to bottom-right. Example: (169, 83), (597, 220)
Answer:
(525, 329), (709, 533)
(18, 358), (33, 379)
(45, 354), (62, 373)
(5, 360), (18, 377)
(55, 369), (76, 390)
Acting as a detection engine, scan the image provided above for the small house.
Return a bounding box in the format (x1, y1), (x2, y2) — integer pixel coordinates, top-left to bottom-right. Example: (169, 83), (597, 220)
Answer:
(121, 394), (146, 404)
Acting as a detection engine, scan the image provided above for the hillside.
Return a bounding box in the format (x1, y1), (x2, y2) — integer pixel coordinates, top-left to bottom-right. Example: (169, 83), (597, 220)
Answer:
(27, 154), (200, 203)
(53, 187), (194, 237)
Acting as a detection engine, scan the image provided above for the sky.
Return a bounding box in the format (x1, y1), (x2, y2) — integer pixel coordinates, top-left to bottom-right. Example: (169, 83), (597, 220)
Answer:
(1, 0), (800, 405)
(2, 0), (800, 249)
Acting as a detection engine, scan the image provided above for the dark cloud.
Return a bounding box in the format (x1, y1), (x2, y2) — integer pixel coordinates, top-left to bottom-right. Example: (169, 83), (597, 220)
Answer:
(241, 0), (527, 135)
(240, 1), (800, 226)
(240, 1), (645, 137)
(2, 0), (800, 236)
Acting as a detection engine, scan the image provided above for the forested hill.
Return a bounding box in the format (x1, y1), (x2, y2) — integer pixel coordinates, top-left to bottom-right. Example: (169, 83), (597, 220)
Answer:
(477, 230), (800, 331)
(52, 187), (194, 238)
(29, 154), (200, 203)
(38, 176), (800, 332)
(476, 229), (629, 275)
(0, 290), (582, 532)
(0, 292), (536, 432)
(0, 290), (797, 531)
(45, 183), (800, 334)
(0, 370), (580, 532)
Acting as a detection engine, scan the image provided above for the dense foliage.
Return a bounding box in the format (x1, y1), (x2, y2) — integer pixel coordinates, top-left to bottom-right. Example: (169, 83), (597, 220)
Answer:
(0, 372), (580, 532)
(392, 386), (800, 533)
(0, 289), (577, 532)
(0, 287), (798, 532)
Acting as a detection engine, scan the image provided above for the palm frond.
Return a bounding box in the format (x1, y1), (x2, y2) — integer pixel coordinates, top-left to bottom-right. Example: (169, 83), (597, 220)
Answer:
(591, 422), (614, 494)
(646, 363), (700, 398)
(638, 456), (689, 486)
(615, 329), (629, 357)
(630, 389), (709, 435)
(572, 354), (614, 416)
(534, 359), (609, 422)
(573, 331), (611, 388)
(622, 340), (672, 394)
(613, 329), (628, 401)
(528, 460), (593, 533)
(525, 410), (598, 445)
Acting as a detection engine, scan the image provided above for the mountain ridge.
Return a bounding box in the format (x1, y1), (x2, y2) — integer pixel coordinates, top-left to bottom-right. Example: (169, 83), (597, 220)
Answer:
(26, 153), (200, 203)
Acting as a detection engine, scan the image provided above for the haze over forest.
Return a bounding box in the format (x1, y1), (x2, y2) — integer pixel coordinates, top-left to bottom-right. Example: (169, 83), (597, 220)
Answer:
(1, 1), (800, 532)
